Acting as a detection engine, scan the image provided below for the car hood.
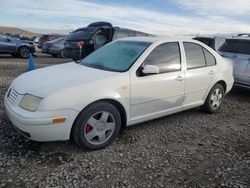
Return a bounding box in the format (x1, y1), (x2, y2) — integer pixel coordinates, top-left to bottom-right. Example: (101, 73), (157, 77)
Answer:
(12, 62), (120, 97)
(15, 38), (33, 45)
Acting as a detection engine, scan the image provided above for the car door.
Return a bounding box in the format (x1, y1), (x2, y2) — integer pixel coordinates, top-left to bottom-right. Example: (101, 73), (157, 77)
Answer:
(0, 35), (16, 53)
(182, 42), (219, 108)
(130, 42), (185, 123)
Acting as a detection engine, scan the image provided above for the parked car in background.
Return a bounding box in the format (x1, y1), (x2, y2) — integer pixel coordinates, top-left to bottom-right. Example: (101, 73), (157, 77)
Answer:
(233, 33), (250, 38)
(30, 36), (40, 44)
(218, 38), (250, 89)
(5, 37), (233, 150)
(41, 37), (65, 57)
(63, 21), (153, 60)
(37, 34), (64, 49)
(194, 36), (225, 51)
(0, 34), (35, 58)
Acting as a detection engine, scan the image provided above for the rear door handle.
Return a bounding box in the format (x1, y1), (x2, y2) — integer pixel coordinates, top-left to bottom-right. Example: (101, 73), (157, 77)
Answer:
(209, 70), (214, 75)
(176, 75), (183, 81)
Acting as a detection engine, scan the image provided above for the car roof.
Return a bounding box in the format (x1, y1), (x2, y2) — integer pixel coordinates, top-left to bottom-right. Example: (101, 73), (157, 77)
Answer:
(116, 36), (199, 43)
(226, 37), (250, 42)
(231, 36), (250, 40)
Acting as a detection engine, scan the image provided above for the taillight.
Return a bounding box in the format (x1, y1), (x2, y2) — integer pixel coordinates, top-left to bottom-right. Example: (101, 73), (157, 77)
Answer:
(76, 40), (84, 47)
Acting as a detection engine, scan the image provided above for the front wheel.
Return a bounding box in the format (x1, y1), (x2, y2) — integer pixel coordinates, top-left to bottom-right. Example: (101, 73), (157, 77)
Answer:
(72, 102), (121, 150)
(18, 46), (31, 58)
(202, 84), (225, 114)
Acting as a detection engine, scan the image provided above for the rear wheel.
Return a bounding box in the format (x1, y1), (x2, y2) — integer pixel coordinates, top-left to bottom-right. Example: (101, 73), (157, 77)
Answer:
(72, 102), (121, 150)
(18, 46), (31, 58)
(202, 84), (225, 114)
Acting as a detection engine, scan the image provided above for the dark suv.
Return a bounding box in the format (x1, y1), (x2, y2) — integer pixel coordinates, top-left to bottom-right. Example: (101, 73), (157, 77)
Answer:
(194, 36), (225, 51)
(63, 22), (152, 60)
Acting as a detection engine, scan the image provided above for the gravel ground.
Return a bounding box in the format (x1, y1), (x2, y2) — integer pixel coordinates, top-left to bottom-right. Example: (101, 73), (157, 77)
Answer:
(0, 54), (249, 188)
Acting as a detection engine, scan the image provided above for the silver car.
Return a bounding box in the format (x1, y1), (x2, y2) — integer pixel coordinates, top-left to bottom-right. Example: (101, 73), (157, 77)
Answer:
(219, 37), (250, 89)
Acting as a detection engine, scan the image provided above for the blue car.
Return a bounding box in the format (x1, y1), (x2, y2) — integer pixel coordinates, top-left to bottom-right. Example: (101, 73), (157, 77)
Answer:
(0, 34), (35, 58)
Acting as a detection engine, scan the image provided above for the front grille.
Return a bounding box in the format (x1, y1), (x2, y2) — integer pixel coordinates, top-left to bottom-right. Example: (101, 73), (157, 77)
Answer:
(7, 89), (20, 104)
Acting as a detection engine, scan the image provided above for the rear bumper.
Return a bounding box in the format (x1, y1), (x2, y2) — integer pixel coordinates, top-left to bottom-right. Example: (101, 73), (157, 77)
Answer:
(62, 49), (82, 59)
(234, 75), (250, 89)
(4, 95), (78, 142)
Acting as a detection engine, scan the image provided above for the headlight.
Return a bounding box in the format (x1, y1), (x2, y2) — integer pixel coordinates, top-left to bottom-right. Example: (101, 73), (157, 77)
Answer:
(19, 94), (43, 112)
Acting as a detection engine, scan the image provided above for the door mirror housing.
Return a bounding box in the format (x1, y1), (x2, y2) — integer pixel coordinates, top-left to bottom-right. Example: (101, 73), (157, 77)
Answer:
(142, 65), (160, 75)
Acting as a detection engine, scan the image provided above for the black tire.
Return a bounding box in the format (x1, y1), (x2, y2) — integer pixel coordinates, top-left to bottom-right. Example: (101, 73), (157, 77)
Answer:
(72, 102), (121, 150)
(202, 84), (225, 114)
(11, 53), (19, 58)
(51, 54), (58, 57)
(18, 46), (31, 58)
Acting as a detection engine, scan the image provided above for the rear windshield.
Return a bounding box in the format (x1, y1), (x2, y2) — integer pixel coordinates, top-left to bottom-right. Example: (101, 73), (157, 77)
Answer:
(80, 41), (151, 72)
(66, 28), (97, 40)
(219, 39), (250, 55)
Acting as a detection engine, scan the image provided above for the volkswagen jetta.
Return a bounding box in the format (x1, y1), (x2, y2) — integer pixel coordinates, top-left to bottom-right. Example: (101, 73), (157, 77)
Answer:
(4, 37), (234, 150)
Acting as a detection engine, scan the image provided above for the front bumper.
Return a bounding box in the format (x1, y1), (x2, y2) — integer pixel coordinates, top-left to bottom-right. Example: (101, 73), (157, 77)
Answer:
(48, 49), (61, 56)
(4, 95), (78, 142)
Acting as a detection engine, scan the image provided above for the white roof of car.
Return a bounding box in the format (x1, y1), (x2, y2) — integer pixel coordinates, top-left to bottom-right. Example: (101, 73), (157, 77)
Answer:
(118, 36), (195, 43)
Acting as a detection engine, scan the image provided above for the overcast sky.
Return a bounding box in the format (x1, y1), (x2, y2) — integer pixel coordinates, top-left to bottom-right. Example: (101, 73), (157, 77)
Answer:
(0, 0), (250, 36)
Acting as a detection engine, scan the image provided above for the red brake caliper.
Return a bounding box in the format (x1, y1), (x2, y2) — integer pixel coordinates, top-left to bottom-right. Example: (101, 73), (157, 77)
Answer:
(85, 124), (92, 134)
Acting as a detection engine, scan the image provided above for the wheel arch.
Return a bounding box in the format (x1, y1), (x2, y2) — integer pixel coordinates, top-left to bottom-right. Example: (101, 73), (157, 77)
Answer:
(18, 45), (32, 52)
(70, 98), (127, 139)
(204, 79), (227, 102)
(215, 80), (227, 93)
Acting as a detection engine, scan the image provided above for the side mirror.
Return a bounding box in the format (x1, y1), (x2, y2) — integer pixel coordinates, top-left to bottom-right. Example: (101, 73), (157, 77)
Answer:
(6, 38), (11, 42)
(142, 65), (160, 75)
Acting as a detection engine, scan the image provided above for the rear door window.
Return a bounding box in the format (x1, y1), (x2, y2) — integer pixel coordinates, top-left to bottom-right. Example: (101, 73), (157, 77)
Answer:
(184, 42), (217, 69)
(184, 42), (206, 69)
(203, 48), (216, 66)
(219, 39), (250, 55)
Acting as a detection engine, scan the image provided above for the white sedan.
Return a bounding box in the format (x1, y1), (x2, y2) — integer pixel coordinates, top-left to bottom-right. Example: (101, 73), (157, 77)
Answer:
(4, 37), (234, 150)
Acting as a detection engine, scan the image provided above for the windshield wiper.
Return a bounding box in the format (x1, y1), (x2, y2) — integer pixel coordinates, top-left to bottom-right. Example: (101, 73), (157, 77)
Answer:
(81, 63), (118, 72)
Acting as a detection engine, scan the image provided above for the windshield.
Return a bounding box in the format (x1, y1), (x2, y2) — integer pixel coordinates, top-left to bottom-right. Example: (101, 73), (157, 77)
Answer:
(79, 41), (151, 72)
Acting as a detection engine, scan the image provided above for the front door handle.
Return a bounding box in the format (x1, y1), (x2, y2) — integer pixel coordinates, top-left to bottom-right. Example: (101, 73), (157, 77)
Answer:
(209, 70), (214, 75)
(176, 75), (183, 81)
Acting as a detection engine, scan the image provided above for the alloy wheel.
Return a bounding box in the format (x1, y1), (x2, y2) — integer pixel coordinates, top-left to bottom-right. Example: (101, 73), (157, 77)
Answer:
(19, 47), (30, 58)
(83, 111), (116, 145)
(210, 88), (223, 110)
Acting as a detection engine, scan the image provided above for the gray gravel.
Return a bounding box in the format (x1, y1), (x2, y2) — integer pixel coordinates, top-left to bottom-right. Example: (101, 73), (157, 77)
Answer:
(0, 54), (249, 188)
